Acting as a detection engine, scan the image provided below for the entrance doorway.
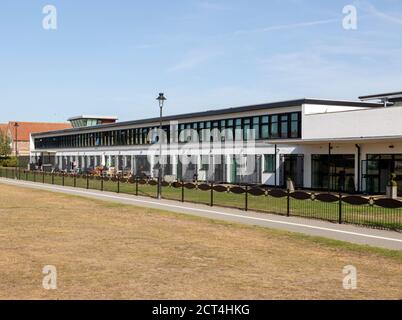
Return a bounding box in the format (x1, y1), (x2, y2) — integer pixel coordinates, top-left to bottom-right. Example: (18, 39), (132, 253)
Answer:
(363, 154), (402, 194)
(280, 155), (304, 188)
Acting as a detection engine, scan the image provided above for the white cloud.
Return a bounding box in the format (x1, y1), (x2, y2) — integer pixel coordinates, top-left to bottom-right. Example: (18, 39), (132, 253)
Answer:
(167, 49), (223, 72)
(233, 18), (339, 36)
(358, 0), (402, 25)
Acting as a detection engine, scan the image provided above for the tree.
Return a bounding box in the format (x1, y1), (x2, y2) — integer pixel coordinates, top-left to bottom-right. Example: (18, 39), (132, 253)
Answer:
(0, 130), (12, 157)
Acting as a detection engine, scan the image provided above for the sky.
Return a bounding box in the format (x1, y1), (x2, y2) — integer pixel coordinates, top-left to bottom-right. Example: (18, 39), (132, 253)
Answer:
(0, 0), (401, 123)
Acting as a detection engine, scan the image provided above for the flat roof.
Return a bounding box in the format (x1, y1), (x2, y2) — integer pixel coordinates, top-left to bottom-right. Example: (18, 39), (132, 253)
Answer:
(359, 91), (402, 101)
(32, 98), (381, 137)
(68, 115), (118, 121)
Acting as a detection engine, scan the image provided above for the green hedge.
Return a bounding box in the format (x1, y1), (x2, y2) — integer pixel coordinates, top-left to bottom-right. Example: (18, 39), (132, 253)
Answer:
(0, 157), (17, 167)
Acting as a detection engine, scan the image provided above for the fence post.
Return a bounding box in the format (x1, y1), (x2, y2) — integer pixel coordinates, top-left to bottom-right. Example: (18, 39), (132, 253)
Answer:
(117, 176), (120, 193)
(52, 172), (54, 185)
(181, 180), (185, 203)
(73, 174), (76, 188)
(101, 177), (104, 192)
(42, 171), (45, 184)
(136, 177), (139, 196)
(287, 189), (290, 217)
(33, 171), (36, 182)
(338, 192), (343, 224)
(245, 185), (248, 211)
(86, 174), (89, 189)
(25, 170), (28, 181)
(210, 181), (214, 207)
(62, 173), (65, 186)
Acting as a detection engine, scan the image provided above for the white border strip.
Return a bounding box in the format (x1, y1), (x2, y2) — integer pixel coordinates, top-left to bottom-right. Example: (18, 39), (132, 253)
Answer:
(2, 178), (402, 244)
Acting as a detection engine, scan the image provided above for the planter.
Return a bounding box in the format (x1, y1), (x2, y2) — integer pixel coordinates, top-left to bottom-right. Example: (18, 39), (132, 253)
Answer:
(386, 185), (398, 199)
(286, 179), (295, 193)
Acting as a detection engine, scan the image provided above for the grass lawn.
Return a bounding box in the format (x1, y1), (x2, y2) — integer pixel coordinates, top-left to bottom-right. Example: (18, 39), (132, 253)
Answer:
(9, 170), (402, 230)
(0, 183), (401, 300)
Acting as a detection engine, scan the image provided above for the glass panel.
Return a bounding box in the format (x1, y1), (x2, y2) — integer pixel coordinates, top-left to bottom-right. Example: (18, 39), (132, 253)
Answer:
(261, 125), (269, 139)
(290, 121), (298, 138)
(264, 154), (275, 172)
(281, 115), (288, 138)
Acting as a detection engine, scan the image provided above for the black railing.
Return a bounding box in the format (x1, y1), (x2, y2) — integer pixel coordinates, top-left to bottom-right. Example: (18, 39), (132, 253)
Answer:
(0, 167), (401, 232)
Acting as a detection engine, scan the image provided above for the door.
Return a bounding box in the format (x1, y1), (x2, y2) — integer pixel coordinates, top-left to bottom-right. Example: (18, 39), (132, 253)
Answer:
(281, 155), (304, 188)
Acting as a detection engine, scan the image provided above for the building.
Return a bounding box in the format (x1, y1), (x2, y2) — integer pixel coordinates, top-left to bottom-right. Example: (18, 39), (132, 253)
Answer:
(30, 92), (402, 195)
(1, 122), (72, 165)
(68, 115), (118, 128)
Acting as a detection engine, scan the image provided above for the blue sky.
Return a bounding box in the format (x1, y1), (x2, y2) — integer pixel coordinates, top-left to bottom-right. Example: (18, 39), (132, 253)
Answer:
(0, 0), (401, 123)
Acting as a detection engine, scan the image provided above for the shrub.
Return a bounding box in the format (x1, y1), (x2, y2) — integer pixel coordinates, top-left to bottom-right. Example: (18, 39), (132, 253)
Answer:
(0, 157), (18, 167)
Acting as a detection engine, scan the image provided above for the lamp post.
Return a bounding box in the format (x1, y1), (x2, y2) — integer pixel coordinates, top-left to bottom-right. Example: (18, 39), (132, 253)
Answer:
(14, 122), (19, 179)
(156, 93), (167, 200)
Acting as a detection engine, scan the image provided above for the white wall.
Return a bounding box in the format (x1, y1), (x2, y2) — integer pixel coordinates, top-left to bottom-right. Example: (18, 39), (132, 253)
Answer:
(303, 103), (370, 115)
(302, 105), (402, 140)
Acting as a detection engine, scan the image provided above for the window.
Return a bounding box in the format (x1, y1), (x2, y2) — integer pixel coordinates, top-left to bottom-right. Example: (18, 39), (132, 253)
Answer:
(243, 118), (251, 140)
(290, 112), (300, 138)
(270, 115), (279, 138)
(235, 119), (242, 140)
(280, 115), (289, 138)
(264, 154), (275, 173)
(200, 155), (209, 171)
(252, 117), (260, 140)
(261, 116), (269, 139)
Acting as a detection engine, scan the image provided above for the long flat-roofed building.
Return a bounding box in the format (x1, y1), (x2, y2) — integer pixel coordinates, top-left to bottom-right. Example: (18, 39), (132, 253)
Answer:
(30, 92), (402, 195)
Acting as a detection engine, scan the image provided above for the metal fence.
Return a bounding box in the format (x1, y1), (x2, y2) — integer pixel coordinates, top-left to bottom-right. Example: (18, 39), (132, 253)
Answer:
(1, 167), (401, 232)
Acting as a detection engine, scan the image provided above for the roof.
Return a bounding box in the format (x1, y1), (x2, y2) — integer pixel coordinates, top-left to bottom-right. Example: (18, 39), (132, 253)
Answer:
(359, 91), (402, 101)
(32, 98), (382, 137)
(67, 115), (118, 121)
(0, 123), (7, 136)
(7, 122), (72, 141)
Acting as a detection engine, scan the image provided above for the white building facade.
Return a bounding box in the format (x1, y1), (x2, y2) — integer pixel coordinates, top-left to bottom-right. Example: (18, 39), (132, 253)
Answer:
(30, 94), (402, 195)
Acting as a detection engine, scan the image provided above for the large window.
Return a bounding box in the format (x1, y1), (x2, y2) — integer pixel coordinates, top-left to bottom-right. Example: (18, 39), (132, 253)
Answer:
(312, 154), (355, 192)
(280, 115), (289, 138)
(264, 154), (275, 173)
(261, 116), (269, 139)
(270, 115), (279, 138)
(290, 113), (299, 138)
(34, 111), (302, 150)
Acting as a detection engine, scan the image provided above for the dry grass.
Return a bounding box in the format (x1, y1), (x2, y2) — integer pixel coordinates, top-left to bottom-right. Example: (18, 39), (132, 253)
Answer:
(0, 183), (401, 300)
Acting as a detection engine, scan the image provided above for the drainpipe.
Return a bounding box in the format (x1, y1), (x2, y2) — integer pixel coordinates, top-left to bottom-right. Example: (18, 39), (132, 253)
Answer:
(274, 144), (277, 188)
(356, 144), (361, 193)
(328, 143), (331, 193)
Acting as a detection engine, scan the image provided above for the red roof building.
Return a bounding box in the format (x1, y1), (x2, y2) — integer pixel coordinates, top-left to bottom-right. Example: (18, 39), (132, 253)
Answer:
(3, 122), (72, 156)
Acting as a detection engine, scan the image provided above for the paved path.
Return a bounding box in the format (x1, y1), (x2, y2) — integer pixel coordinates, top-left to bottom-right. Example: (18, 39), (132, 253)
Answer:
(1, 177), (402, 250)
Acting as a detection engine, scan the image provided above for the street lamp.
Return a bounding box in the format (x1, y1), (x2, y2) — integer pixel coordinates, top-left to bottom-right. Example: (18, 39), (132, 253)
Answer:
(14, 122), (19, 179)
(156, 93), (166, 200)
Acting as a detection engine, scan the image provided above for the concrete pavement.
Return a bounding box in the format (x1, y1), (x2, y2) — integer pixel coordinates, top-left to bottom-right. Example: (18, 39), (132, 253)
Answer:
(1, 177), (402, 250)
